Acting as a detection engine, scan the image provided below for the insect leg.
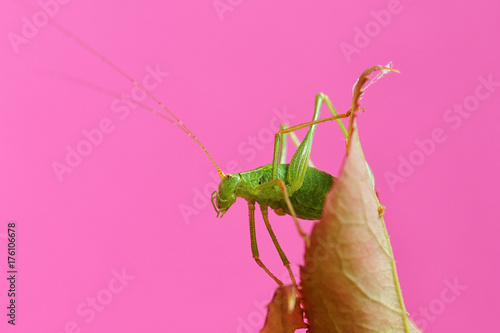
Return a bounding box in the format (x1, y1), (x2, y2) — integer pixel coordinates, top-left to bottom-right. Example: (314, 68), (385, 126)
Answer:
(281, 94), (376, 187)
(272, 93), (349, 179)
(255, 179), (309, 247)
(260, 205), (298, 289)
(284, 93), (345, 195)
(267, 94), (348, 244)
(278, 124), (288, 165)
(320, 93), (348, 139)
(272, 92), (350, 169)
(279, 124), (315, 168)
(248, 201), (283, 286)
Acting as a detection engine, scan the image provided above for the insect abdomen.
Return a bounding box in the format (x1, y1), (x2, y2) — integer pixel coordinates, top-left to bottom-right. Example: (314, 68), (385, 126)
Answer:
(249, 164), (335, 220)
(284, 166), (334, 220)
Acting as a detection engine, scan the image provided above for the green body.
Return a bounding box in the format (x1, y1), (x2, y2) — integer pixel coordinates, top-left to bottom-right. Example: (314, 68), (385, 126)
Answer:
(209, 92), (350, 286)
(210, 69), (388, 287)
(212, 93), (345, 221)
(238, 164), (334, 220)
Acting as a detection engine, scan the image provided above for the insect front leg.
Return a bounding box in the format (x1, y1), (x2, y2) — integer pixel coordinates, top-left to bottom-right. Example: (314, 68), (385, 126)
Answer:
(260, 205), (298, 289)
(248, 201), (283, 286)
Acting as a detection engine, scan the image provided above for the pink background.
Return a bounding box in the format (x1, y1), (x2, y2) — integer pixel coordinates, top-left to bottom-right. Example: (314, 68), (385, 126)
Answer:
(1, 1), (499, 332)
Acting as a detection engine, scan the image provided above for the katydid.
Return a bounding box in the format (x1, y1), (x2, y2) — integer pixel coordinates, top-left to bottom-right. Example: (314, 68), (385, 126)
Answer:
(211, 65), (395, 287)
(42, 14), (396, 288)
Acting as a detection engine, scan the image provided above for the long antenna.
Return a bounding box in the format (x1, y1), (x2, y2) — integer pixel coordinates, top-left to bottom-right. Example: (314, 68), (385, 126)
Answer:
(24, 4), (225, 179)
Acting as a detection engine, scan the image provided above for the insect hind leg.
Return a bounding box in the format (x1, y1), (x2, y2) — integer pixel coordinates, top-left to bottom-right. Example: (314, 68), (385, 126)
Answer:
(279, 124), (315, 167)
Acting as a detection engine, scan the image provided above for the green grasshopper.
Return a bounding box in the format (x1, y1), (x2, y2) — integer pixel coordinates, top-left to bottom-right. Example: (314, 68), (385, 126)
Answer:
(211, 65), (395, 287)
(44, 15), (395, 288)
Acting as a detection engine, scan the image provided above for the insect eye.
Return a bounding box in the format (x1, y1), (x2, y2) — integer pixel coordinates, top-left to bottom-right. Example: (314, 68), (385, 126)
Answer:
(226, 174), (233, 179)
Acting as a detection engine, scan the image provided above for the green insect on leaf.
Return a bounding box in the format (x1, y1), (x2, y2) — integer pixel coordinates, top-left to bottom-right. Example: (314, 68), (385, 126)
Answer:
(31, 8), (417, 331)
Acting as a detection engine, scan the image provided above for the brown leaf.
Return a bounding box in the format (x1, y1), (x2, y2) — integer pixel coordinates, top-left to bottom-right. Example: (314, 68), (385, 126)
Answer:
(300, 122), (422, 333)
(260, 285), (307, 333)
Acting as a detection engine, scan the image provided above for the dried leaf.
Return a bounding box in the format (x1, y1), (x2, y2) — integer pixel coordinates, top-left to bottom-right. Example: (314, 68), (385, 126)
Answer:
(260, 286), (307, 333)
(300, 122), (422, 333)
